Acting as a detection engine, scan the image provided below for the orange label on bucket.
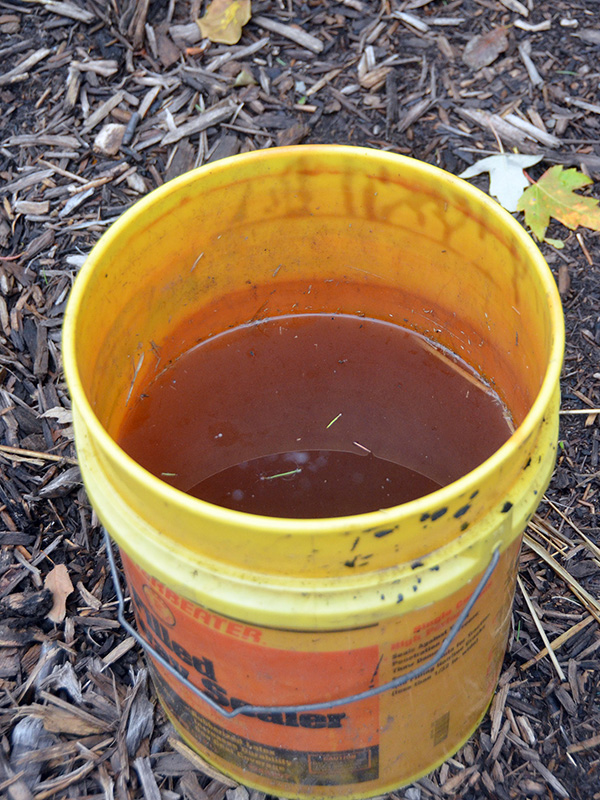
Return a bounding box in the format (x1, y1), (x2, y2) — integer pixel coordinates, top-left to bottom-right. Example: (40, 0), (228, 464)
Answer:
(123, 555), (380, 752)
(120, 539), (520, 798)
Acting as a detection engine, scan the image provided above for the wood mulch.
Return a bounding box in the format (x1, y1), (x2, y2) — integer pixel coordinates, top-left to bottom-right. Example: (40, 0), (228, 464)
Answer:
(1, 1), (599, 799)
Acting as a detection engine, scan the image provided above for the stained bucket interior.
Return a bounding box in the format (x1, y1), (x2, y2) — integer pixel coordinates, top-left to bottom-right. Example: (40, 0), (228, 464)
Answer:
(76, 152), (553, 432)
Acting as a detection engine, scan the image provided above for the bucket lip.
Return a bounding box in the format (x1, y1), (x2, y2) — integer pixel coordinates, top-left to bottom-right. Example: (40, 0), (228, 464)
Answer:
(63, 144), (565, 536)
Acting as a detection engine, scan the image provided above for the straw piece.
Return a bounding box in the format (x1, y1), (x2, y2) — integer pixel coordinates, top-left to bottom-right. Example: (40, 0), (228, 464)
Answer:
(524, 534), (600, 622)
(521, 615), (595, 671)
(517, 575), (566, 681)
(544, 498), (600, 560)
(0, 444), (78, 465)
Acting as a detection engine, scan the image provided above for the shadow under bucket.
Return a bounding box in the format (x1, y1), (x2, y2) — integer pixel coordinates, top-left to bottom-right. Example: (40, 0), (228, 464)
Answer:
(63, 146), (564, 798)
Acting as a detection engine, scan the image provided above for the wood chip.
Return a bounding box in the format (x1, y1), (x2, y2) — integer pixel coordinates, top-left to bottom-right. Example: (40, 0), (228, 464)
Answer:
(0, 48), (51, 86)
(490, 683), (510, 742)
(134, 757), (162, 800)
(252, 15), (323, 54)
(81, 91), (125, 133)
(102, 635), (136, 666)
(567, 732), (600, 754)
(530, 760), (570, 798)
(455, 107), (538, 152)
(70, 59), (119, 77)
(28, 0), (95, 23)
(161, 102), (237, 146)
(518, 40), (544, 87)
(93, 123), (126, 156)
(393, 11), (430, 33)
(5, 134), (80, 148)
(498, 0), (529, 15)
(503, 113), (559, 147)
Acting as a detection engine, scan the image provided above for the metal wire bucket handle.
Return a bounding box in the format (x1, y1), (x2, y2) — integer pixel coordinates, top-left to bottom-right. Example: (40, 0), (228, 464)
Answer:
(104, 528), (500, 720)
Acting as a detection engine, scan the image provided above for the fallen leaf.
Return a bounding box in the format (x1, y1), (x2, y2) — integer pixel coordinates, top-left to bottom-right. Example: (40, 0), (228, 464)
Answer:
(197, 0), (251, 45)
(156, 32), (181, 69)
(517, 165), (600, 242)
(44, 564), (74, 623)
(40, 406), (74, 424)
(276, 121), (310, 147)
(463, 27), (508, 70)
(234, 68), (256, 87)
(460, 154), (543, 212)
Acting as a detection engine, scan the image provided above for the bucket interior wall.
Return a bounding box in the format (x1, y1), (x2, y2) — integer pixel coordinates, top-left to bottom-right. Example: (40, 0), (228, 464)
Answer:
(76, 152), (551, 435)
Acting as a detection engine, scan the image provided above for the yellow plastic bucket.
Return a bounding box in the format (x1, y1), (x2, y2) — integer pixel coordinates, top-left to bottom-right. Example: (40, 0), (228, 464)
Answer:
(63, 146), (564, 799)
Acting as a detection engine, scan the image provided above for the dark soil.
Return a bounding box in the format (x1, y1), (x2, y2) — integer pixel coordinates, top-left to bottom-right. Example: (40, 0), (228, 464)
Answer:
(0, 2), (599, 799)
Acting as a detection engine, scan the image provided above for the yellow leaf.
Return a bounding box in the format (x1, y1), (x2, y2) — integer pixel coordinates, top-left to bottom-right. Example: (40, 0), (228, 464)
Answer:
(197, 0), (251, 45)
(234, 68), (257, 87)
(44, 563), (74, 623)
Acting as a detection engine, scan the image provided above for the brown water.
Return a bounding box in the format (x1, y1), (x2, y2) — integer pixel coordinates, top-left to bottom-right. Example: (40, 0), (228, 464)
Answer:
(117, 313), (513, 518)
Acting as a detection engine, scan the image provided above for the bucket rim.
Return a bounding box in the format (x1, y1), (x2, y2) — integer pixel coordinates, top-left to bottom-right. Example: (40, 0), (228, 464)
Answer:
(62, 144), (565, 536)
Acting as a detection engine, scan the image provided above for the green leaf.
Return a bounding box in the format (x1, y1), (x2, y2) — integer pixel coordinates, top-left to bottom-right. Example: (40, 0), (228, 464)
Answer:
(517, 165), (600, 242)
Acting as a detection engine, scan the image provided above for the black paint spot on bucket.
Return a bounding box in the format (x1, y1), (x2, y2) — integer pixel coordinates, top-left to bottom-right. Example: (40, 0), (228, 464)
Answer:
(429, 565), (440, 571)
(454, 504), (470, 518)
(345, 557), (357, 568)
(420, 512), (430, 522)
(502, 501), (513, 513)
(397, 594), (404, 603)
(431, 507), (448, 521)
(374, 528), (395, 538)
(351, 537), (360, 551)
(411, 560), (424, 569)
(460, 522), (469, 532)
(524, 457), (531, 469)
(470, 489), (479, 499)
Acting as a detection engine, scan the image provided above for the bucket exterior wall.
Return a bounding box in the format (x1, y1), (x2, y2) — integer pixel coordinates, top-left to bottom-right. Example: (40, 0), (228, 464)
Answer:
(120, 537), (520, 797)
(63, 146), (564, 798)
